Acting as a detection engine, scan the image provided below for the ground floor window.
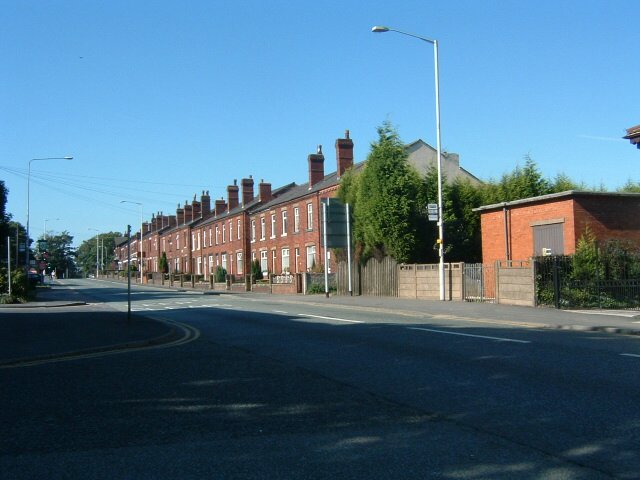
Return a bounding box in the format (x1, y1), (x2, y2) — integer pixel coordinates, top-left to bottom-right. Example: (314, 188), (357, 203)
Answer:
(282, 248), (290, 273)
(237, 252), (243, 274)
(306, 245), (316, 271)
(260, 250), (268, 273)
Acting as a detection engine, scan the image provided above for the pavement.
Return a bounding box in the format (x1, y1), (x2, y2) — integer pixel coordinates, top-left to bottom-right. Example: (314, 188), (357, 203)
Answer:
(1, 279), (639, 368)
(0, 283), (178, 367)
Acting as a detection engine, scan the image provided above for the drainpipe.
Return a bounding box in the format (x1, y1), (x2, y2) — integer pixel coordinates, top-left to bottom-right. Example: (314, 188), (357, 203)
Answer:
(503, 204), (510, 263)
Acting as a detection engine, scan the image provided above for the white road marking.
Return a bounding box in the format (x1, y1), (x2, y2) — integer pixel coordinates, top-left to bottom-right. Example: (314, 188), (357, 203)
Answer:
(273, 310), (288, 314)
(408, 327), (531, 344)
(621, 353), (640, 358)
(298, 313), (363, 324)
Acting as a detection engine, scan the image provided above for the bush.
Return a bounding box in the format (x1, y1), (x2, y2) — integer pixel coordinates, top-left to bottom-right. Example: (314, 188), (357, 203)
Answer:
(251, 259), (263, 281)
(0, 293), (17, 304)
(214, 266), (227, 283)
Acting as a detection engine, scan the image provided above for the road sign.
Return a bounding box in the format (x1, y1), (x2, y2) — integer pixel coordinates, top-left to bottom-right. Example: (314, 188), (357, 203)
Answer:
(321, 198), (350, 248)
(427, 203), (439, 222)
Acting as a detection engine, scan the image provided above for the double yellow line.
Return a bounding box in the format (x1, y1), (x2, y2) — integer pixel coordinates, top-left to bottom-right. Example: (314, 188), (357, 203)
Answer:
(0, 319), (200, 369)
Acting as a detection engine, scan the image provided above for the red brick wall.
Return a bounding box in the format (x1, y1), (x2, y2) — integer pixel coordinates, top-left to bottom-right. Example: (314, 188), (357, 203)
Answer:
(573, 195), (640, 247)
(481, 198), (575, 264)
(481, 194), (640, 265)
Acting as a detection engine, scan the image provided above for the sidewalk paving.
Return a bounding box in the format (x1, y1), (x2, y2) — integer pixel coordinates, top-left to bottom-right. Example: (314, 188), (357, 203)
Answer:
(0, 284), (177, 367)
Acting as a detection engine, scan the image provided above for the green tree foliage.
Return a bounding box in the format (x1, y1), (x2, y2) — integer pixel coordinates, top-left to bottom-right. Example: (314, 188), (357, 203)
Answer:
(550, 173), (585, 193)
(159, 252), (169, 273)
(344, 122), (425, 263)
(0, 181), (10, 245)
(76, 231), (122, 276)
(482, 155), (552, 204)
(39, 231), (76, 277)
(571, 227), (600, 283)
(442, 176), (484, 262)
(214, 266), (227, 283)
(618, 180), (640, 193)
(251, 259), (263, 280)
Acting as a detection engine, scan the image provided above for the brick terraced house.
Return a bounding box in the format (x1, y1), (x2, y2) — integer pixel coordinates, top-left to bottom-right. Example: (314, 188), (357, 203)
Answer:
(115, 130), (356, 279)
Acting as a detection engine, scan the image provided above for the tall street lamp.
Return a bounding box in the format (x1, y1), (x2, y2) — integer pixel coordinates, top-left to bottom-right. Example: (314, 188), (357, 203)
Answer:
(44, 217), (60, 241)
(26, 157), (73, 278)
(372, 25), (446, 301)
(88, 228), (100, 278)
(121, 200), (143, 284)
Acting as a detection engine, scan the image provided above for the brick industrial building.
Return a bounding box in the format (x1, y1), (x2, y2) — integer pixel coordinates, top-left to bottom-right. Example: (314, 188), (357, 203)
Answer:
(475, 191), (640, 265)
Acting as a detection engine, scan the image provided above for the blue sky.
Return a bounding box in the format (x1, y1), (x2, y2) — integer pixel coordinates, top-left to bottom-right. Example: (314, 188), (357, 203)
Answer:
(1, 0), (638, 247)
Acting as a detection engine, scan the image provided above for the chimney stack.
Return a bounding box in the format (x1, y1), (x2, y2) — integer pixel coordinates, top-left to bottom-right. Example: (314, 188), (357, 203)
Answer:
(215, 198), (227, 217)
(241, 176), (254, 207)
(227, 180), (240, 211)
(308, 145), (325, 188)
(336, 129), (354, 178)
(184, 201), (193, 224)
(259, 179), (272, 203)
(201, 191), (211, 217)
(176, 203), (184, 225)
(191, 194), (202, 219)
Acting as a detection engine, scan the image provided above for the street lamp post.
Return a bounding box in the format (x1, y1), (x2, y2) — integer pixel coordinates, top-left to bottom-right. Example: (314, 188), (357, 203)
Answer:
(44, 218), (60, 241)
(26, 157), (73, 279)
(372, 25), (446, 301)
(88, 228), (100, 278)
(121, 200), (143, 284)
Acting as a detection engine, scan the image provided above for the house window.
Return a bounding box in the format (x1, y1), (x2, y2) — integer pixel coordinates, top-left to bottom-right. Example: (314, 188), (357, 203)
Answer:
(229, 253), (233, 275)
(272, 250), (277, 272)
(197, 257), (202, 275)
(270, 214), (276, 238)
(209, 255), (214, 274)
(294, 207), (300, 233)
(237, 219), (241, 240)
(260, 217), (266, 240)
(282, 210), (288, 236)
(282, 248), (290, 273)
(190, 234), (195, 251)
(260, 251), (268, 273)
(237, 251), (243, 274)
(215, 226), (220, 245)
(209, 227), (212, 247)
(229, 221), (233, 242)
(222, 224), (226, 243)
(306, 245), (316, 271)
(222, 253), (227, 271)
(295, 247), (300, 273)
(176, 234), (180, 250)
(251, 220), (256, 242)
(307, 203), (313, 230)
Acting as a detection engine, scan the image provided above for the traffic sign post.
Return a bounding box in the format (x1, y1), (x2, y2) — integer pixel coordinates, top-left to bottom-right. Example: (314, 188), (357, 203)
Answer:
(427, 203), (439, 222)
(321, 198), (353, 296)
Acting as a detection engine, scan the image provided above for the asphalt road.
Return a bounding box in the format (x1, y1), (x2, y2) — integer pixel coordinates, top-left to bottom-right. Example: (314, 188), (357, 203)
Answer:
(2, 279), (639, 479)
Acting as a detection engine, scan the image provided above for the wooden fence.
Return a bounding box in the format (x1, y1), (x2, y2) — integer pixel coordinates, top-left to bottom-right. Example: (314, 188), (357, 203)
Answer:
(336, 257), (398, 297)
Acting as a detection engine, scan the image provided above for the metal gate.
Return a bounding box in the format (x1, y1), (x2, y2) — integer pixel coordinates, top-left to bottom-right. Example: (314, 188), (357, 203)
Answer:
(463, 263), (496, 303)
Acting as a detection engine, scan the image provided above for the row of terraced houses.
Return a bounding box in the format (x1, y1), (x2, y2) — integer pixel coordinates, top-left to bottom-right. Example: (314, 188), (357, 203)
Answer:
(114, 131), (356, 280)
(113, 130), (478, 281)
